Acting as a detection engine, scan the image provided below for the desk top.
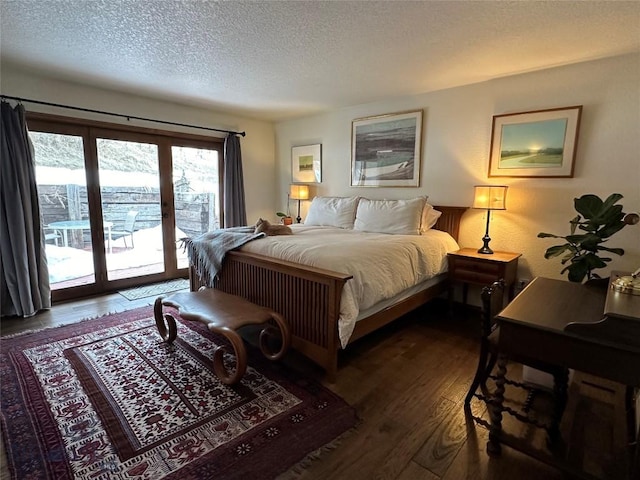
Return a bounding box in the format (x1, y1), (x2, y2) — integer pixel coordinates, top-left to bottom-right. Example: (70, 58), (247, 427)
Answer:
(498, 277), (606, 332)
(498, 276), (640, 386)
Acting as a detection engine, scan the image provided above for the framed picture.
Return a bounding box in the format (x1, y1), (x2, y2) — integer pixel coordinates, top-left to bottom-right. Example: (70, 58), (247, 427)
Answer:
(488, 106), (582, 178)
(351, 110), (423, 187)
(292, 144), (322, 183)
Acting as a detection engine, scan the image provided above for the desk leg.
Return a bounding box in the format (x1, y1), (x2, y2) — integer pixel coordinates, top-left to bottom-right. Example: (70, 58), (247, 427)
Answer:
(487, 352), (508, 456)
(549, 368), (569, 447)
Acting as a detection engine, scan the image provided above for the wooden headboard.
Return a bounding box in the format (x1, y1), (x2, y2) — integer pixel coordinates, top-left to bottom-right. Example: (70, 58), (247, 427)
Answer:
(433, 206), (468, 241)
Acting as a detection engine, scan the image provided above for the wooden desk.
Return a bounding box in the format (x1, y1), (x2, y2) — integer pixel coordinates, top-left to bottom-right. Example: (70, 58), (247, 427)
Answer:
(488, 276), (640, 478)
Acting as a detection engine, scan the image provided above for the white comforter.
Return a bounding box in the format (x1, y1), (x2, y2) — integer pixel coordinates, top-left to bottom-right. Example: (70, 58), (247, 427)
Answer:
(239, 225), (459, 347)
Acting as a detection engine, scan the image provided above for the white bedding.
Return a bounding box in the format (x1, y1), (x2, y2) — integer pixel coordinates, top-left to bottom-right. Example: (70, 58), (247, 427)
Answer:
(238, 225), (459, 347)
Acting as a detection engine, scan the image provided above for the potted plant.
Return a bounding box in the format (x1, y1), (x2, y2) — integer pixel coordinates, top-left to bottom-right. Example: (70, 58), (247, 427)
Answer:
(276, 212), (293, 225)
(538, 193), (638, 282)
(276, 193), (293, 225)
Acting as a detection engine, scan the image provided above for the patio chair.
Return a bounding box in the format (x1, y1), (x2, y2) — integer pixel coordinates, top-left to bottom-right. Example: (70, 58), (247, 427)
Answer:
(44, 229), (61, 246)
(110, 210), (138, 249)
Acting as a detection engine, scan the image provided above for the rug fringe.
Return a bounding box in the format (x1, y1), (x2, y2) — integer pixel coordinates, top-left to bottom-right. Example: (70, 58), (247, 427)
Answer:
(276, 420), (361, 479)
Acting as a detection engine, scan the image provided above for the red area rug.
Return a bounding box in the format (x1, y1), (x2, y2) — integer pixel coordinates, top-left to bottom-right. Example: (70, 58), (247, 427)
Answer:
(1, 307), (357, 479)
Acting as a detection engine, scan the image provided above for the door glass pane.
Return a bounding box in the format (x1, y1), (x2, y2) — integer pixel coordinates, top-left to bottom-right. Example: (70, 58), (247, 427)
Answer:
(32, 131), (96, 290)
(97, 138), (164, 280)
(171, 146), (220, 269)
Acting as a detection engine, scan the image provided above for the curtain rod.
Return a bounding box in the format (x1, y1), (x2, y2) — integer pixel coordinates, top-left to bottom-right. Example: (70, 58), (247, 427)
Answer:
(0, 94), (246, 137)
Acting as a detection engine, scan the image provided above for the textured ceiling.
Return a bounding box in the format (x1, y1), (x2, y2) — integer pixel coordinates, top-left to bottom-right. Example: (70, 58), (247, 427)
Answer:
(1, 1), (639, 121)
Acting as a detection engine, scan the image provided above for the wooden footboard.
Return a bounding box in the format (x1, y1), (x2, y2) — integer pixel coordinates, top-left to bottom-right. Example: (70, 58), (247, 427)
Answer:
(190, 252), (352, 380)
(190, 205), (467, 380)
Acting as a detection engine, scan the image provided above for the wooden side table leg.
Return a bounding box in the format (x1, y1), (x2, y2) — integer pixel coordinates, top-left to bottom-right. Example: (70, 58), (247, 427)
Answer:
(208, 325), (247, 385)
(258, 312), (291, 361)
(487, 352), (507, 456)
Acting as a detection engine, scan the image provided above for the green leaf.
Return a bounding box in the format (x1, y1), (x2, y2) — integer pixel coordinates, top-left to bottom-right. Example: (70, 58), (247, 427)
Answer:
(583, 253), (608, 269)
(565, 262), (589, 282)
(577, 234), (604, 251)
(574, 195), (603, 220)
(565, 233), (588, 243)
(598, 246), (625, 256)
(560, 251), (576, 263)
(537, 232), (562, 238)
(598, 221), (626, 238)
(600, 193), (624, 211)
(569, 215), (582, 235)
(544, 245), (570, 259)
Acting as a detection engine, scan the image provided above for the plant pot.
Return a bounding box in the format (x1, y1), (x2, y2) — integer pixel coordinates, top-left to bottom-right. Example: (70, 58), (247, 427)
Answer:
(281, 216), (293, 226)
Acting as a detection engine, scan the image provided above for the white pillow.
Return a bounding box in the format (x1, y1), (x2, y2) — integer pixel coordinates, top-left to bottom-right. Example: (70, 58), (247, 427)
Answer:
(354, 197), (426, 235)
(420, 203), (443, 233)
(304, 196), (360, 229)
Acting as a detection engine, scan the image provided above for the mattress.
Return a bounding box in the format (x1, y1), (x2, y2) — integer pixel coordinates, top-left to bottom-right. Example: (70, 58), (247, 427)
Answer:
(239, 225), (459, 346)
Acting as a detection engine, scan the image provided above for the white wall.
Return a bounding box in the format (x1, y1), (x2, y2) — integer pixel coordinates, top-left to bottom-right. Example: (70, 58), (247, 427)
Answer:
(275, 53), (640, 286)
(1, 63), (277, 224)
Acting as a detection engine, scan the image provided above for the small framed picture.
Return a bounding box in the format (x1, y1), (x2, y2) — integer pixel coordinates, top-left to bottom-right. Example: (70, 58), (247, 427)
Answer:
(488, 106), (582, 178)
(351, 110), (422, 187)
(292, 144), (322, 183)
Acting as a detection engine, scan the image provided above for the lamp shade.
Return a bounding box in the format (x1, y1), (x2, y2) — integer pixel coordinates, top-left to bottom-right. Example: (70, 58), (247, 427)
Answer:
(290, 184), (309, 200)
(472, 185), (508, 210)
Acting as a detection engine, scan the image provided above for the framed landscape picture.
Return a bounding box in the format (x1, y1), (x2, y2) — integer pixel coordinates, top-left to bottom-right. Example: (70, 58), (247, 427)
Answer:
(351, 110), (423, 187)
(292, 144), (322, 183)
(488, 106), (582, 178)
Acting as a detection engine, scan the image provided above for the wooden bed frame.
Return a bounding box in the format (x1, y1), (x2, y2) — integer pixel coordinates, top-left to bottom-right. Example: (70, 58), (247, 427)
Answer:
(189, 206), (467, 381)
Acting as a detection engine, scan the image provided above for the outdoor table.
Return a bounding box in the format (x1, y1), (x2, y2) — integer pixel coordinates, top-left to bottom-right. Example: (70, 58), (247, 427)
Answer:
(47, 220), (114, 253)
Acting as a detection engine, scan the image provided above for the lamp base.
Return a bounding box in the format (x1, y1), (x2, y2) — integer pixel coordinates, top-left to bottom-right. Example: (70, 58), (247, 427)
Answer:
(477, 245), (494, 255)
(478, 234), (493, 254)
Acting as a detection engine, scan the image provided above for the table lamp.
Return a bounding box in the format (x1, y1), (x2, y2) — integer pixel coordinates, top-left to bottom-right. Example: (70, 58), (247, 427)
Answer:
(472, 185), (508, 254)
(289, 184), (309, 223)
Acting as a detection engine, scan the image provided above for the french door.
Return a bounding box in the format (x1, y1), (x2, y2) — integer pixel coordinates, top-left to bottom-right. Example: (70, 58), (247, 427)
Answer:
(28, 114), (223, 302)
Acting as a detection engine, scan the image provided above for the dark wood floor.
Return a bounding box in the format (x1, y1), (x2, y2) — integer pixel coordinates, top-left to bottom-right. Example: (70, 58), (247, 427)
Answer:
(0, 292), (631, 479)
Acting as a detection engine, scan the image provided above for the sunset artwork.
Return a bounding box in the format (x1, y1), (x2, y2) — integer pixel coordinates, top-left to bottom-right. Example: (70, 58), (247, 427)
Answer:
(488, 106), (582, 178)
(499, 118), (567, 169)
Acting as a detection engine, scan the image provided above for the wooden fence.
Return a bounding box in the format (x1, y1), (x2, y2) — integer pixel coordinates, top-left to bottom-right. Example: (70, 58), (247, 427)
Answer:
(39, 184), (217, 245)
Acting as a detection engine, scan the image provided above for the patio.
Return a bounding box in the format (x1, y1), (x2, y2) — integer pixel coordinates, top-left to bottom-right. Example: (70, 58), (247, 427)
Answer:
(46, 225), (189, 289)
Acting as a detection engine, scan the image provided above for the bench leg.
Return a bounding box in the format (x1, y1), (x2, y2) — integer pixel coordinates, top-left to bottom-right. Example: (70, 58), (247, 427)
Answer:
(208, 325), (247, 385)
(154, 296), (177, 342)
(258, 312), (291, 361)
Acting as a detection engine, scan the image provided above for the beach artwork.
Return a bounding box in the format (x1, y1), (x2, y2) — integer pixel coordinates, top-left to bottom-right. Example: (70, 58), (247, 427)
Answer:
(351, 110), (422, 187)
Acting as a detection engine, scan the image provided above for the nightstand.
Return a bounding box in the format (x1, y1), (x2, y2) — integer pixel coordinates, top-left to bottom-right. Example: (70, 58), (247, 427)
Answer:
(447, 248), (522, 306)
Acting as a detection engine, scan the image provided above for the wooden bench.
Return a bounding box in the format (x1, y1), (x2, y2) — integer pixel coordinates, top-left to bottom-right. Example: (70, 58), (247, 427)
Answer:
(154, 288), (290, 384)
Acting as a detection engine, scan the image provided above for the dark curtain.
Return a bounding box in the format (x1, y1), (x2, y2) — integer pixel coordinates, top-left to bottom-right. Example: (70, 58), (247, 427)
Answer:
(223, 134), (247, 227)
(1, 101), (50, 317)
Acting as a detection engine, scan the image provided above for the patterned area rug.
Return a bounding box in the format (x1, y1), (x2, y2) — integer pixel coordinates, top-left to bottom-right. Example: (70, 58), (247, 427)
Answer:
(118, 279), (189, 300)
(1, 307), (357, 479)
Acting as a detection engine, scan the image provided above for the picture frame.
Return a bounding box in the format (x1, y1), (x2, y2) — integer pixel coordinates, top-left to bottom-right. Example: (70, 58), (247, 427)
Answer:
(351, 110), (423, 187)
(488, 106), (582, 178)
(292, 144), (322, 183)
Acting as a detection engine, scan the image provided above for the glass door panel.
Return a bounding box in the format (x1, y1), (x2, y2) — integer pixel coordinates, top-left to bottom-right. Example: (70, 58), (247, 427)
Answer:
(31, 131), (96, 290)
(171, 146), (220, 270)
(96, 138), (165, 281)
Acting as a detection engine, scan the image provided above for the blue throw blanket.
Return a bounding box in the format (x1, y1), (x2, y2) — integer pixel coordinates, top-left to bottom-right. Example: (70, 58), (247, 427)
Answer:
(182, 226), (265, 286)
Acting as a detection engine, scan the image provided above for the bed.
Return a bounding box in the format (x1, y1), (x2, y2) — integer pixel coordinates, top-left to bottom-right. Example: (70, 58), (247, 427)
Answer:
(188, 198), (466, 381)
